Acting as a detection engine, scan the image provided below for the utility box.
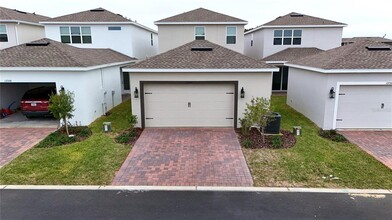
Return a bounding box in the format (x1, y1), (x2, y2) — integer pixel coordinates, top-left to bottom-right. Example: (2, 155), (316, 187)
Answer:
(293, 126), (302, 136)
(265, 112), (281, 134)
(103, 122), (112, 133)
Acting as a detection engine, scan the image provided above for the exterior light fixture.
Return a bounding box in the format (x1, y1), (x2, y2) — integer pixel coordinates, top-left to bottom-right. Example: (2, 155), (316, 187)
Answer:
(134, 87), (139, 98)
(240, 87), (245, 98)
(329, 87), (335, 99)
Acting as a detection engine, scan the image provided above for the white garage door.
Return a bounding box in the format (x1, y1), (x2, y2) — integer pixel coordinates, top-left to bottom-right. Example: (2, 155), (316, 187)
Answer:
(336, 85), (392, 129)
(143, 83), (235, 127)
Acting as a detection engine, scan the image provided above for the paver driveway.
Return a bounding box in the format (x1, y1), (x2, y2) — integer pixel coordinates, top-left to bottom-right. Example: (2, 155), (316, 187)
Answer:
(112, 128), (253, 186)
(0, 128), (55, 167)
(340, 131), (392, 170)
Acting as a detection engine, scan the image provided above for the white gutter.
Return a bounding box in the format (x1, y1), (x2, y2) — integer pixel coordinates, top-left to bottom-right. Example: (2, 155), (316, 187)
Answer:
(0, 61), (136, 72)
(154, 21), (248, 25)
(285, 63), (392, 73)
(40, 21), (157, 33)
(122, 68), (279, 73)
(0, 20), (44, 27)
(245, 24), (347, 35)
(266, 61), (287, 64)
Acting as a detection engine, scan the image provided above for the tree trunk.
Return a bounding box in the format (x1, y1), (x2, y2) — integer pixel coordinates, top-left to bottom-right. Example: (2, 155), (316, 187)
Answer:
(64, 117), (69, 136)
(261, 127), (265, 143)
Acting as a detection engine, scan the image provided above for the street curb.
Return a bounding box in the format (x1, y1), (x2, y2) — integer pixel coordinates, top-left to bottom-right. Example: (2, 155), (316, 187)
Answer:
(1, 185), (391, 194)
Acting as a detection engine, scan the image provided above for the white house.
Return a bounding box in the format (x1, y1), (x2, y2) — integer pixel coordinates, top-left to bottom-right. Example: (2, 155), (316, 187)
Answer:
(123, 40), (278, 128)
(285, 40), (392, 130)
(155, 8), (248, 54)
(0, 6), (49, 49)
(244, 12), (346, 92)
(0, 38), (135, 125)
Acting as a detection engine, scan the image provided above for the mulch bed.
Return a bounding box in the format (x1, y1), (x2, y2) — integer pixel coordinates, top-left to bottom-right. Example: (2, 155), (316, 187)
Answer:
(115, 128), (144, 146)
(236, 128), (296, 149)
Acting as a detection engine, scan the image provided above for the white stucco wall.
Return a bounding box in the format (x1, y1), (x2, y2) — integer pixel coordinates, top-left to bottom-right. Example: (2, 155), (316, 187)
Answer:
(127, 71), (273, 127)
(157, 24), (245, 53)
(244, 27), (343, 59)
(0, 65), (124, 125)
(0, 22), (45, 49)
(44, 24), (158, 59)
(287, 67), (392, 129)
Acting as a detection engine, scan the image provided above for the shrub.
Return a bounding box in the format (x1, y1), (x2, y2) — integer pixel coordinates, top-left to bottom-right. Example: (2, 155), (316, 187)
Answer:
(319, 129), (347, 142)
(36, 126), (92, 148)
(242, 139), (254, 148)
(271, 136), (282, 148)
(128, 115), (138, 129)
(115, 130), (136, 144)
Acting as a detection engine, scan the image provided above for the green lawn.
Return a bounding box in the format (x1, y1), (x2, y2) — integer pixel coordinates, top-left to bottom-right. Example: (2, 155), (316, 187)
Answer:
(242, 95), (392, 189)
(0, 100), (132, 185)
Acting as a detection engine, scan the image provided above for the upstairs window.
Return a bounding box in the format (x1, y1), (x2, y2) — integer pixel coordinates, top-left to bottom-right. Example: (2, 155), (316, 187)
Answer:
(226, 26), (237, 44)
(108, 26), (121, 31)
(151, 33), (154, 46)
(60, 26), (92, 44)
(273, 29), (302, 45)
(195, 26), (205, 40)
(0, 25), (8, 42)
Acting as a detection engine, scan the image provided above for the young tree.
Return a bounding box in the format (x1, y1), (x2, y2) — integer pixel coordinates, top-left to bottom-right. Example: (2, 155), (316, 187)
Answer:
(48, 87), (75, 136)
(242, 97), (274, 142)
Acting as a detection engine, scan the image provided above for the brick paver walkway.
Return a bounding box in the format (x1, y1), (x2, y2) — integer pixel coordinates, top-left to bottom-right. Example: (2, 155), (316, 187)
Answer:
(340, 131), (392, 170)
(0, 128), (55, 167)
(112, 128), (253, 186)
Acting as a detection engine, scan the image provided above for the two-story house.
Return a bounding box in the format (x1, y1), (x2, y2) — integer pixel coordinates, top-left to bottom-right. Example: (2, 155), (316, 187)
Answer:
(155, 8), (247, 54)
(0, 6), (49, 49)
(244, 12), (346, 92)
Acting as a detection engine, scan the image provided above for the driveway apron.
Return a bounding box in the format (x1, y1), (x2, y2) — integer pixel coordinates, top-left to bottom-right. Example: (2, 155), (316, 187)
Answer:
(112, 128), (253, 186)
(340, 131), (392, 170)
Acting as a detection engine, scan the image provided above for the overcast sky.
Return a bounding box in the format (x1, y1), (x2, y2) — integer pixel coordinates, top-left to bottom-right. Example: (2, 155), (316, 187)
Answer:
(1, 0), (391, 38)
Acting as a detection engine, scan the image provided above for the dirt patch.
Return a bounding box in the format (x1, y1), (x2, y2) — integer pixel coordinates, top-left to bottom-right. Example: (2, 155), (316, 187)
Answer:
(236, 128), (296, 149)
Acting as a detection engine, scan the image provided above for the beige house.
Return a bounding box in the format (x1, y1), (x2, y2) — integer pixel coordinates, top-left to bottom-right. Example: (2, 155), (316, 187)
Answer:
(155, 8), (247, 54)
(0, 6), (49, 49)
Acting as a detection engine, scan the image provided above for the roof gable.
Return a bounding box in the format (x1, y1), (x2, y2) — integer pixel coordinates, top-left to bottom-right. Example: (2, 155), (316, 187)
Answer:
(125, 40), (274, 70)
(0, 6), (50, 24)
(289, 41), (392, 70)
(0, 38), (135, 68)
(155, 8), (247, 24)
(42, 8), (130, 23)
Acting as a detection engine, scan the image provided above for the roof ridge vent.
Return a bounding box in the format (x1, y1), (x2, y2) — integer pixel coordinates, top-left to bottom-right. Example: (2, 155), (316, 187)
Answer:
(191, 47), (213, 51)
(26, 42), (50, 46)
(290, 13), (304, 17)
(90, 8), (105, 12)
(366, 46), (391, 51)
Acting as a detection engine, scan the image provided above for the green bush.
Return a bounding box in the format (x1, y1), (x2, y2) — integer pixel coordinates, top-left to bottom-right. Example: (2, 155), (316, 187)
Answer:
(35, 126), (92, 148)
(242, 139), (254, 148)
(271, 136), (282, 148)
(115, 130), (136, 144)
(319, 129), (347, 142)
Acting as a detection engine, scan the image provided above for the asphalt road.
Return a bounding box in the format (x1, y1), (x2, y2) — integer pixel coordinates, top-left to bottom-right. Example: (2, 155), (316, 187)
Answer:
(1, 189), (391, 219)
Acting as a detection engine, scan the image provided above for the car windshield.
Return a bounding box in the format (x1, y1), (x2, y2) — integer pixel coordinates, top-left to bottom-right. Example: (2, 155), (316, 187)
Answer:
(22, 87), (56, 100)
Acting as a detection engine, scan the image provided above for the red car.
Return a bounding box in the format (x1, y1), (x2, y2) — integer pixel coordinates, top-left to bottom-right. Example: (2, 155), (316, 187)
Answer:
(20, 86), (56, 118)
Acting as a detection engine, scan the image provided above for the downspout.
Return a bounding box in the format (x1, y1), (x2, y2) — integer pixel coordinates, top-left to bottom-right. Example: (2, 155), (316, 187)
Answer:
(15, 22), (20, 45)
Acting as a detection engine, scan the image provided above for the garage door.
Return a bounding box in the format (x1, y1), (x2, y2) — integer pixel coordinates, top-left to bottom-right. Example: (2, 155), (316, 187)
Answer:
(143, 83), (235, 127)
(336, 85), (392, 129)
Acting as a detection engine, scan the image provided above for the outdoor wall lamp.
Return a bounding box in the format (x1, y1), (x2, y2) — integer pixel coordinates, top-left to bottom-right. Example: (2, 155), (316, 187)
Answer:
(134, 87), (139, 98)
(240, 87), (245, 98)
(329, 87), (335, 99)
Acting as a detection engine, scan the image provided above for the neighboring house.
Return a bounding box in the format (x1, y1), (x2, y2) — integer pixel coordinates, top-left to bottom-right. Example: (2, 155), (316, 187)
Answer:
(0, 38), (135, 125)
(155, 8), (247, 54)
(0, 6), (49, 49)
(244, 12), (346, 92)
(342, 37), (392, 46)
(285, 40), (392, 130)
(123, 40), (277, 128)
(41, 7), (158, 94)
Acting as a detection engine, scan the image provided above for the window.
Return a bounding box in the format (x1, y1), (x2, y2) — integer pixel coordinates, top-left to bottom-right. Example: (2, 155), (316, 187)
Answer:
(226, 26), (236, 44)
(150, 33), (154, 46)
(60, 26), (92, 44)
(108, 26), (121, 31)
(195, 26), (205, 40)
(0, 24), (8, 42)
(273, 29), (302, 45)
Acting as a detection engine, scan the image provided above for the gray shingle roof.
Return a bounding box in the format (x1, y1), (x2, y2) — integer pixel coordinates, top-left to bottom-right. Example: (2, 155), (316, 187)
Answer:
(263, 12), (346, 26)
(0, 38), (135, 68)
(342, 37), (392, 43)
(0, 6), (50, 23)
(263, 48), (324, 62)
(43, 8), (131, 22)
(289, 41), (392, 70)
(125, 40), (274, 70)
(155, 8), (246, 23)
